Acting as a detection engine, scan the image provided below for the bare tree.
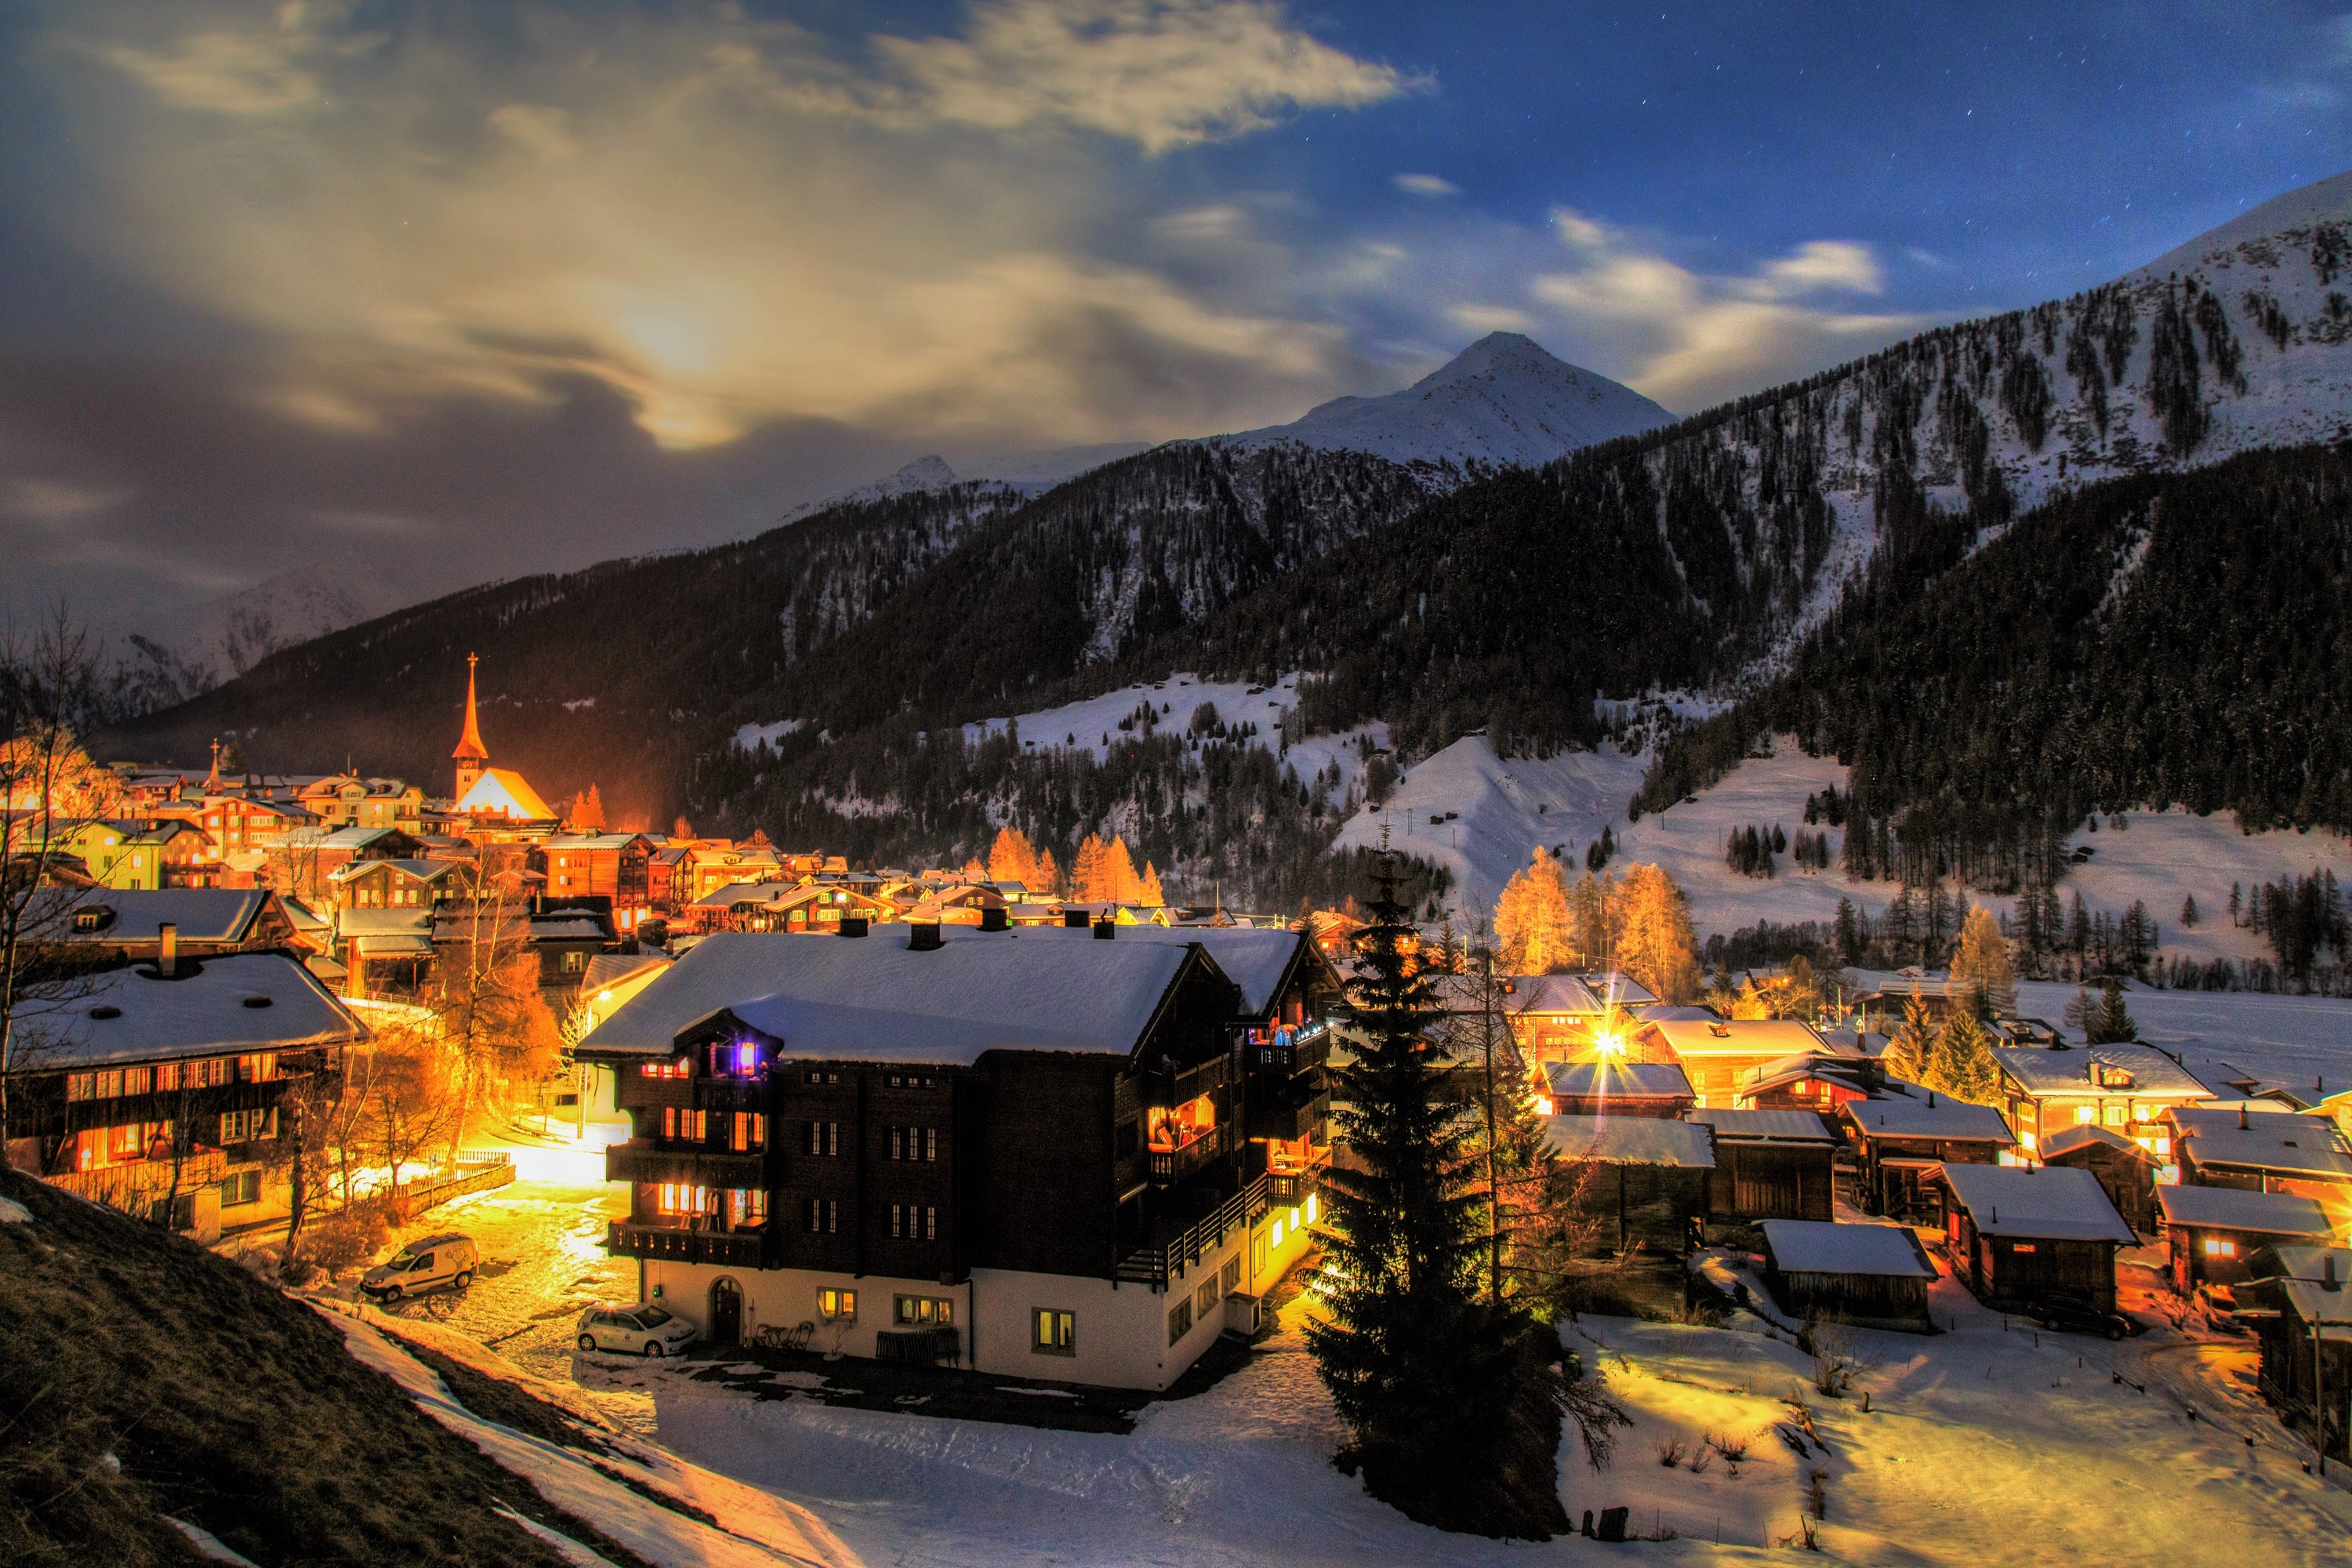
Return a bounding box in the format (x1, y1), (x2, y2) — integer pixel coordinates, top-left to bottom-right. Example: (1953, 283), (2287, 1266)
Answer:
(427, 864), (562, 1170)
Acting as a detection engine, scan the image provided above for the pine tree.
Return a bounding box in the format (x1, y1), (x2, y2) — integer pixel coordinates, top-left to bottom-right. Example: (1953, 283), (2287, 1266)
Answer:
(1833, 897), (1865, 966)
(1926, 1010), (2003, 1105)
(2229, 882), (2243, 927)
(1495, 848), (1573, 973)
(1949, 905), (2017, 1019)
(2085, 980), (2138, 1044)
(1308, 862), (1583, 1537)
(1884, 987), (1933, 1082)
(2179, 895), (2199, 929)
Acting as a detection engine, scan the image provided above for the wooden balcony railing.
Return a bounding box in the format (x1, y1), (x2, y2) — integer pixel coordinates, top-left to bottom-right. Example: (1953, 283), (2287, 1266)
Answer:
(606, 1221), (768, 1269)
(605, 1140), (768, 1189)
(1114, 1174), (1267, 1287)
(1147, 1122), (1225, 1184)
(1247, 1089), (1330, 1145)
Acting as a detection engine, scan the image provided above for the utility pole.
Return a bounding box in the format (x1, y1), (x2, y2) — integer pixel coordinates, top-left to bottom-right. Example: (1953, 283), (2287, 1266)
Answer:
(1481, 940), (1501, 1307)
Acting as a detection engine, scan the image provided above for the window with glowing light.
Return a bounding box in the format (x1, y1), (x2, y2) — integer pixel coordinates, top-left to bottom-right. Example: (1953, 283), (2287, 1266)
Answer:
(1146, 1094), (1215, 1152)
(2203, 1238), (2236, 1258)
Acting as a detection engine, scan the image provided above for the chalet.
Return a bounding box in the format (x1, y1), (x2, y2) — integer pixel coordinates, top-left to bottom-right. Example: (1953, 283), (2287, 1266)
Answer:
(1690, 1108), (1838, 1224)
(36, 819), (157, 888)
(48, 888), (304, 961)
(573, 923), (1336, 1390)
(328, 857), (466, 910)
(296, 775), (425, 833)
(2156, 1185), (2333, 1295)
(130, 819), (220, 887)
(337, 909), (436, 996)
(1993, 1042), (2212, 1162)
(1854, 975), (1965, 1033)
(1538, 1059), (1695, 1119)
(1492, 972), (1660, 1063)
(1634, 1018), (1837, 1109)
(1542, 1114), (1714, 1256)
(2, 949), (361, 1241)
(1841, 1083), (2015, 1223)
(1938, 1163), (2135, 1315)
(737, 883), (900, 935)
(533, 833), (656, 929)
(679, 843), (786, 906)
(1737, 1050), (1885, 1113)
(648, 844), (692, 910)
(2168, 1106), (2352, 1225)
(2235, 1245), (2352, 1462)
(1758, 1220), (1940, 1331)
(2038, 1124), (2163, 1237)
(524, 897), (620, 989)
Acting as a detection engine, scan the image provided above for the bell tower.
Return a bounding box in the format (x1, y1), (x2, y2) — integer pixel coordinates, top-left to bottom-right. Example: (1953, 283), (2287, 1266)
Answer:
(452, 652), (489, 800)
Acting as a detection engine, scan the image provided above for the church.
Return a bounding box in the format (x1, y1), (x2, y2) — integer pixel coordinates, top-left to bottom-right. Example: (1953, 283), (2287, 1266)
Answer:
(448, 654), (557, 826)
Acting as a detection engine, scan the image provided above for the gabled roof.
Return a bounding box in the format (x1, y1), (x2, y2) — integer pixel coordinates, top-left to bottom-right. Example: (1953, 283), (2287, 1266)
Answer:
(1761, 1220), (1938, 1279)
(1842, 1084), (2014, 1143)
(1690, 1107), (1838, 1144)
(1994, 1043), (2212, 1100)
(1542, 1114), (1715, 1169)
(2176, 1116), (2352, 1182)
(1074, 925), (1314, 1017)
(2155, 1185), (2333, 1236)
(543, 833), (653, 851)
(336, 909), (434, 939)
(2038, 1124), (2154, 1162)
(582, 952), (671, 994)
(1940, 1163), (2136, 1243)
(455, 768), (555, 823)
(577, 927), (1212, 1065)
(50, 888), (275, 944)
(6, 953), (365, 1069)
(1543, 1059), (1694, 1102)
(1642, 1018), (1830, 1058)
(328, 857), (463, 884)
(2252, 1245), (2352, 1284)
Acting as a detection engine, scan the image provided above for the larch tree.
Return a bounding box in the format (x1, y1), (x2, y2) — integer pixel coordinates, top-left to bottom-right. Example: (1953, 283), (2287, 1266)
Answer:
(1948, 904), (2017, 1019)
(1102, 837), (1141, 902)
(1494, 848), (1572, 973)
(988, 826), (1040, 886)
(1071, 834), (1112, 902)
(1610, 864), (1700, 1003)
(1566, 870), (1614, 969)
(1308, 861), (1581, 1538)
(1137, 862), (1167, 908)
(1883, 987), (1934, 1082)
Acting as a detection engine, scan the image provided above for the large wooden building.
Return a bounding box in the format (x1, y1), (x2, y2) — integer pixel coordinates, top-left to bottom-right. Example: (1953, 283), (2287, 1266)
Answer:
(575, 922), (1339, 1389)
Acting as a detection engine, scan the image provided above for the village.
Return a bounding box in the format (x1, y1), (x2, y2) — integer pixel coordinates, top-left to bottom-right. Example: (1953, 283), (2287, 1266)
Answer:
(5, 653), (2351, 1561)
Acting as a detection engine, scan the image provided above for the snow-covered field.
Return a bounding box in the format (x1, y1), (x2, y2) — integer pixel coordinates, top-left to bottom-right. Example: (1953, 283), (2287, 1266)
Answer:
(2007, 981), (2352, 1105)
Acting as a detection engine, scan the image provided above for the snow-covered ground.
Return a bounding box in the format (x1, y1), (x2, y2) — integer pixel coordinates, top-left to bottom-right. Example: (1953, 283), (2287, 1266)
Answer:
(2007, 981), (2352, 1105)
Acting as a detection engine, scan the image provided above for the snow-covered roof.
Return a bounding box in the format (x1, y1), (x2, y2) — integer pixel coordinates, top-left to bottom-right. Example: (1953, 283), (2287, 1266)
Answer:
(455, 768), (556, 822)
(336, 909), (433, 939)
(543, 833), (650, 850)
(1542, 1059), (1693, 1101)
(2037, 1124), (2152, 1161)
(1075, 926), (1310, 1015)
(583, 952), (670, 993)
(1690, 1107), (1838, 1144)
(7, 953), (365, 1069)
(577, 928), (1206, 1065)
(1633, 1004), (1721, 1023)
(2179, 1120), (2352, 1182)
(1642, 1018), (1828, 1058)
(1542, 1114), (1715, 1169)
(1940, 1163), (2135, 1243)
(691, 880), (802, 908)
(328, 857), (461, 884)
(1843, 1087), (2014, 1144)
(2155, 1185), (2333, 1236)
(2259, 1246), (2352, 1284)
(49, 888), (274, 943)
(531, 917), (609, 941)
(1761, 1220), (1938, 1279)
(2278, 1279), (2352, 1331)
(1994, 1044), (2212, 1100)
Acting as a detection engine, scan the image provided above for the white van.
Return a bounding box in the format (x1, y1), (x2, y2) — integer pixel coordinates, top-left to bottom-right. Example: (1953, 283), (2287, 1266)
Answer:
(361, 1232), (479, 1302)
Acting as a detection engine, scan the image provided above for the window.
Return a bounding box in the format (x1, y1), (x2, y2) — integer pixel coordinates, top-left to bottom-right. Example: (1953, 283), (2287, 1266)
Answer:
(641, 1058), (691, 1080)
(731, 1112), (764, 1152)
(2011, 1243), (2038, 1254)
(817, 1287), (857, 1321)
(2074, 1105), (2098, 1124)
(65, 1073), (95, 1102)
(237, 1053), (279, 1083)
(803, 1197), (839, 1233)
(219, 1168), (261, 1207)
(1221, 1255), (1241, 1295)
(804, 1120), (840, 1156)
(191, 1058), (230, 1089)
(730, 1189), (768, 1226)
(1168, 1299), (1192, 1345)
(662, 1107), (709, 1142)
(1196, 1277), (1221, 1316)
(804, 1070), (840, 1085)
(655, 1182), (711, 1216)
(923, 1127), (938, 1162)
(561, 951), (587, 974)
(220, 1107), (273, 1144)
(1033, 1308), (1076, 1356)
(924, 1205), (938, 1241)
(891, 1203), (902, 1239)
(2102, 1102), (2128, 1127)
(1251, 1231), (1268, 1279)
(895, 1295), (954, 1326)
(2204, 1237), (2237, 1258)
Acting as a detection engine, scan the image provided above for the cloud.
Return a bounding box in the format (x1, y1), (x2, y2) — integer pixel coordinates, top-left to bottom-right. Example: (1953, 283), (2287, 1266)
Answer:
(1446, 303), (1532, 333)
(1392, 172), (1457, 198)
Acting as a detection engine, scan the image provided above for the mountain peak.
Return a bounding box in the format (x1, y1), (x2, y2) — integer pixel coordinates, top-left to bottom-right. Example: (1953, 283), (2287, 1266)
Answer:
(1223, 332), (1673, 468)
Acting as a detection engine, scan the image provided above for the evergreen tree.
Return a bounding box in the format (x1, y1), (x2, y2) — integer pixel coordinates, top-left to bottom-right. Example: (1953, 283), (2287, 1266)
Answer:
(2179, 895), (2199, 929)
(2229, 882), (2243, 927)
(1923, 880), (1955, 966)
(1309, 862), (1581, 1537)
(1833, 897), (1865, 967)
(1926, 1010), (2004, 1105)
(1884, 987), (1934, 1082)
(1949, 904), (2018, 1019)
(2085, 979), (2138, 1044)
(1773, 954), (1824, 1022)
(1566, 870), (1614, 970)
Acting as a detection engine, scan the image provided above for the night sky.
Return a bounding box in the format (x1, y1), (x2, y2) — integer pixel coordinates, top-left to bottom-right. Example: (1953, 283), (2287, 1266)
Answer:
(1, 1), (2344, 638)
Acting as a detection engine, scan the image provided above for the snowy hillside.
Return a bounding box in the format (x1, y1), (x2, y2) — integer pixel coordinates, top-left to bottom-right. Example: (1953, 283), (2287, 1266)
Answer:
(180, 560), (419, 677)
(1336, 734), (2352, 958)
(960, 441), (1155, 491)
(1226, 331), (1675, 467)
(782, 455), (964, 521)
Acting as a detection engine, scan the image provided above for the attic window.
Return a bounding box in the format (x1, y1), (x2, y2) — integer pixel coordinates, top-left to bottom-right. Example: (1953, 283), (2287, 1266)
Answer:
(71, 909), (110, 933)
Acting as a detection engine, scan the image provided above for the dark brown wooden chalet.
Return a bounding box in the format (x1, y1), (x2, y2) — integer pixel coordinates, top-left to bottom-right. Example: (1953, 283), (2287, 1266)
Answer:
(2235, 1246), (2352, 1463)
(1759, 1219), (1940, 1331)
(1690, 1108), (1838, 1225)
(2038, 1124), (2163, 1238)
(1937, 1163), (2134, 1314)
(1839, 1083), (2016, 1223)
(574, 922), (1337, 1390)
(2154, 1184), (2333, 1294)
(1540, 1059), (1695, 1119)
(1543, 1114), (1714, 1255)
(46, 888), (303, 962)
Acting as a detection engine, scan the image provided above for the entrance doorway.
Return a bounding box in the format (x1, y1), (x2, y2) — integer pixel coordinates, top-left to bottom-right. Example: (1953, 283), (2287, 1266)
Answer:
(710, 1276), (743, 1345)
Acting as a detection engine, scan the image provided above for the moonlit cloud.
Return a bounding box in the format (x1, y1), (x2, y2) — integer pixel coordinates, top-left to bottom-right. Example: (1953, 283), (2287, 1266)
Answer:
(1392, 172), (1457, 197)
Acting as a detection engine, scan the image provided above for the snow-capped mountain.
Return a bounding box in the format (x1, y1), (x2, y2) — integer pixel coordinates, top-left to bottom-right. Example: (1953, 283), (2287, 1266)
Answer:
(1225, 332), (1675, 466)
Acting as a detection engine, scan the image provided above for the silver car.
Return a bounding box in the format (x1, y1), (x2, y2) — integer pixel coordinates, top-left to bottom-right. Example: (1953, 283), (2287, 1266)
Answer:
(575, 1301), (697, 1358)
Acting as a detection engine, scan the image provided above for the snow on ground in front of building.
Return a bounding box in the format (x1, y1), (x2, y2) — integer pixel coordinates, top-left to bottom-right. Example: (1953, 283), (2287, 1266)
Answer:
(555, 1273), (2352, 1566)
(1334, 733), (2352, 956)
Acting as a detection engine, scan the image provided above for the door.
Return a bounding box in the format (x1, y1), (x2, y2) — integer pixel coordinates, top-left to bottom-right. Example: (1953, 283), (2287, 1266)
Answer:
(710, 1277), (743, 1346)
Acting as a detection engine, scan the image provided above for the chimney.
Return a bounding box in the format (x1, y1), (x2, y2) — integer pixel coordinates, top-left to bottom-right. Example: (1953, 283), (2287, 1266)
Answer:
(158, 922), (178, 978)
(1927, 1089), (1936, 1107)
(979, 906), (1007, 933)
(839, 916), (869, 938)
(2326, 1254), (2339, 1290)
(1093, 917), (1116, 940)
(2239, 1105), (2249, 1131)
(906, 920), (942, 952)
(1063, 909), (1090, 928)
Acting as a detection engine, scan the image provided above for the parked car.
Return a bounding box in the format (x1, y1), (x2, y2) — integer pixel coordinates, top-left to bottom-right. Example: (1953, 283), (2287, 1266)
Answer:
(2023, 1291), (2132, 1340)
(361, 1233), (478, 1302)
(576, 1301), (697, 1358)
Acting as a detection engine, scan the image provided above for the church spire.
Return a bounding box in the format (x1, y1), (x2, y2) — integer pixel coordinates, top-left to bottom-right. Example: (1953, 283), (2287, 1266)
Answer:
(452, 652), (489, 762)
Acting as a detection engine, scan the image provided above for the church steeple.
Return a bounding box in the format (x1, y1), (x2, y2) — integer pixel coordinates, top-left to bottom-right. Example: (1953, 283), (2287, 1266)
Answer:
(452, 653), (488, 799)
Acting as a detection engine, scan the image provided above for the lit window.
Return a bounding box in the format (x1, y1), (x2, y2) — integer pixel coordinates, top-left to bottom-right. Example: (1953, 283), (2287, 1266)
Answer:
(1033, 1308), (1075, 1355)
(2074, 1106), (2098, 1124)
(895, 1295), (954, 1325)
(1167, 1299), (1192, 1345)
(2203, 1238), (2236, 1258)
(818, 1287), (857, 1322)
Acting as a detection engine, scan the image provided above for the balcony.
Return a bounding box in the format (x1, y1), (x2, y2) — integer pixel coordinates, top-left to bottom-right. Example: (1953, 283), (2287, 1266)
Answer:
(1144, 1054), (1229, 1112)
(1148, 1122), (1226, 1185)
(1266, 1156), (1327, 1204)
(1115, 1174), (1267, 1286)
(605, 1139), (767, 1189)
(607, 1220), (768, 1269)
(1248, 1090), (1330, 1145)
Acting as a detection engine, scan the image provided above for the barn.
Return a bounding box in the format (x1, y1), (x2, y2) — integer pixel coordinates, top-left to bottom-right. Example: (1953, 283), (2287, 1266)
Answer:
(1939, 1163), (2134, 1314)
(1759, 1219), (1940, 1331)
(2154, 1183), (2333, 1294)
(1690, 1108), (1838, 1225)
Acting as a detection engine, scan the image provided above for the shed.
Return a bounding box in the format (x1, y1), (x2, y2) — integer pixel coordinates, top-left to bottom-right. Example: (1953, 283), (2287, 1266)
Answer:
(1544, 1114), (1714, 1256)
(1938, 1163), (2134, 1313)
(2234, 1247), (2352, 1463)
(1759, 1219), (1940, 1331)
(1541, 1059), (1695, 1119)
(2038, 1124), (2163, 1238)
(2155, 1184), (2334, 1294)
(1690, 1108), (1837, 1223)
(1841, 1084), (2015, 1225)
